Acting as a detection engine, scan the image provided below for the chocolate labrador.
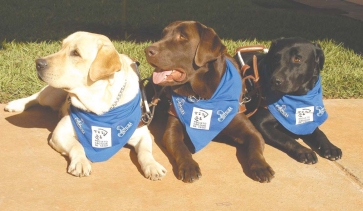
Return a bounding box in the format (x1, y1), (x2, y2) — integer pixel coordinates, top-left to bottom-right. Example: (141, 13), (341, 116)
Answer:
(236, 37), (342, 164)
(145, 21), (275, 183)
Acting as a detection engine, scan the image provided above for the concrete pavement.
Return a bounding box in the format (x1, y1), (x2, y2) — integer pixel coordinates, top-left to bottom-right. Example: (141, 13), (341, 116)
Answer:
(1, 100), (363, 210)
(1, 1), (363, 210)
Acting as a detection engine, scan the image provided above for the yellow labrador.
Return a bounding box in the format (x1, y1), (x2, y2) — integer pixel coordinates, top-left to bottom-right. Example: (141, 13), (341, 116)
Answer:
(5, 32), (167, 180)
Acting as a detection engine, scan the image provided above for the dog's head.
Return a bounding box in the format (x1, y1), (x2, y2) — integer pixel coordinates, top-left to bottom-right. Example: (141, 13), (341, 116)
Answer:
(36, 31), (121, 92)
(144, 21), (226, 86)
(265, 37), (325, 95)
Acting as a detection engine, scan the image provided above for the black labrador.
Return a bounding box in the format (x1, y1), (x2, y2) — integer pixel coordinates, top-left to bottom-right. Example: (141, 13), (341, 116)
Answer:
(236, 37), (342, 164)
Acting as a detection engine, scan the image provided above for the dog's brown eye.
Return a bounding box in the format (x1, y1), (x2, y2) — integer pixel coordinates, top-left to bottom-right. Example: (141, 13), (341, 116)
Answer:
(293, 57), (301, 63)
(179, 34), (187, 40)
(71, 50), (81, 57)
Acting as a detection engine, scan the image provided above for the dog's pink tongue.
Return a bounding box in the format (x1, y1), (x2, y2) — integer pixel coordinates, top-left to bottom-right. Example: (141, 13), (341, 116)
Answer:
(153, 70), (173, 84)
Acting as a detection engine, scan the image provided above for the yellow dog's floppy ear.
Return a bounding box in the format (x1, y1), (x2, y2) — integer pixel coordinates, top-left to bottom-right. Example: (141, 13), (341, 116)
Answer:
(194, 23), (226, 67)
(89, 42), (121, 82)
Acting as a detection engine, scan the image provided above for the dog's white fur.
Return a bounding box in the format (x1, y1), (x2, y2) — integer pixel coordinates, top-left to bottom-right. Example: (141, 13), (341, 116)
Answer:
(5, 32), (166, 180)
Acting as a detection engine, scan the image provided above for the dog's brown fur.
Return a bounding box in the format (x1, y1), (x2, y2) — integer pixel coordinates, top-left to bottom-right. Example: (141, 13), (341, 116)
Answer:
(145, 21), (275, 183)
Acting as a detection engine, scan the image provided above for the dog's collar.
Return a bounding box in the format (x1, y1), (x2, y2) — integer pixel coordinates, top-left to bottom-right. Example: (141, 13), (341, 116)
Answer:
(109, 79), (127, 110)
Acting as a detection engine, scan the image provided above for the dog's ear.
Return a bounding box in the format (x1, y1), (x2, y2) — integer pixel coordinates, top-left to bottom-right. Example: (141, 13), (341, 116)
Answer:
(194, 24), (226, 67)
(314, 43), (325, 71)
(266, 39), (278, 63)
(269, 38), (281, 51)
(89, 43), (121, 82)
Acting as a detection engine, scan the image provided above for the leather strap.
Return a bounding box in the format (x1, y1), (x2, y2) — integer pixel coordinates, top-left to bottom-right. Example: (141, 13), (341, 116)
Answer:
(235, 45), (265, 54)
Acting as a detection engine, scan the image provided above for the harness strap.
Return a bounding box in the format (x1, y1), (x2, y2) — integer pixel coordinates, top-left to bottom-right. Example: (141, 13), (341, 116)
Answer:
(132, 61), (158, 127)
(242, 55), (261, 117)
(235, 45), (267, 117)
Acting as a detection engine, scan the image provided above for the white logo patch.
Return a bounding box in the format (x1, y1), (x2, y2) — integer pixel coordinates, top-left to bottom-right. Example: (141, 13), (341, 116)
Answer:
(190, 107), (212, 130)
(92, 126), (112, 148)
(296, 106), (314, 125)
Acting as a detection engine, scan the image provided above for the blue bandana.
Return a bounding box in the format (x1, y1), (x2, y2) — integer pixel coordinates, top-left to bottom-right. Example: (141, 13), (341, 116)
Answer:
(172, 59), (242, 152)
(266, 76), (328, 135)
(70, 91), (142, 162)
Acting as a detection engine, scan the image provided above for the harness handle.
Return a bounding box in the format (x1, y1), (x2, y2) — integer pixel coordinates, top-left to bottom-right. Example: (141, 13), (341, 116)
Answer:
(235, 45), (268, 54)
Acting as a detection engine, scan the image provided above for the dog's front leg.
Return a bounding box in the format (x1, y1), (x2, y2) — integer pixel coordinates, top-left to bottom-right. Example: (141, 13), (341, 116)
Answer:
(5, 90), (40, 112)
(224, 113), (275, 182)
(128, 126), (167, 181)
(4, 85), (67, 112)
(163, 116), (202, 183)
(251, 109), (319, 164)
(301, 127), (342, 161)
(49, 115), (91, 177)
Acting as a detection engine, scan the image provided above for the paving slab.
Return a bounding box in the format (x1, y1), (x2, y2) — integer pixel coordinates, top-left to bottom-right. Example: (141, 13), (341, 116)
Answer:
(1, 100), (363, 211)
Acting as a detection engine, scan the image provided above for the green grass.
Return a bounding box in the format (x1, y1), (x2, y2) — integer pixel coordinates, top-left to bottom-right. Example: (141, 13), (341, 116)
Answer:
(1, 0), (363, 103)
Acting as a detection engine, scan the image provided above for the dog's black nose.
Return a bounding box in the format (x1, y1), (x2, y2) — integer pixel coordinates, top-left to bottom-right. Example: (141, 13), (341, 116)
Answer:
(36, 59), (48, 71)
(145, 46), (158, 57)
(272, 77), (282, 86)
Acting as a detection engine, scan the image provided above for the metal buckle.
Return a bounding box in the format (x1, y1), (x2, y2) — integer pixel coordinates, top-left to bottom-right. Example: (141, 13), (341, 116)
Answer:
(141, 112), (152, 124)
(240, 93), (251, 104)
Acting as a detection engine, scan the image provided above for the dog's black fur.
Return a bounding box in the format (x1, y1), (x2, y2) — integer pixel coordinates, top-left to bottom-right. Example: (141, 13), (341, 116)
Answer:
(236, 37), (342, 164)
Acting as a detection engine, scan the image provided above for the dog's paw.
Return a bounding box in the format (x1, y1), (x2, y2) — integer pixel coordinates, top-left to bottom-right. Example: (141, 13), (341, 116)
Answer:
(250, 161), (275, 183)
(142, 161), (167, 181)
(178, 160), (202, 183)
(4, 100), (27, 112)
(294, 149), (318, 164)
(68, 157), (92, 177)
(319, 145), (342, 161)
